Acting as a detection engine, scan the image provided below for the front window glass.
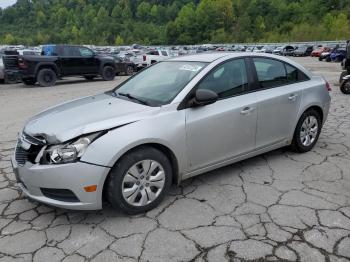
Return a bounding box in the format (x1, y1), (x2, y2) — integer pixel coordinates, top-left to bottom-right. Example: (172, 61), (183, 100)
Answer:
(79, 47), (93, 57)
(197, 59), (248, 98)
(114, 61), (207, 106)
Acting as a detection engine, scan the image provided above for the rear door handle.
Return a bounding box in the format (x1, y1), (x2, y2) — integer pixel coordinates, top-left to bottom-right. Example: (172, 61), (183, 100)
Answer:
(288, 94), (298, 100)
(241, 107), (255, 115)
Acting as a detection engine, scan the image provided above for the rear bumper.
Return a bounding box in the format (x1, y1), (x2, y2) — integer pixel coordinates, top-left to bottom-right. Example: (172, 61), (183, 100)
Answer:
(11, 156), (110, 210)
(4, 69), (22, 82)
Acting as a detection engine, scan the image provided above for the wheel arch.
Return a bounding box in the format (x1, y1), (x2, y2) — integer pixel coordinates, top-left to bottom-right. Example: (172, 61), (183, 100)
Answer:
(299, 105), (324, 123)
(102, 142), (180, 200)
(35, 63), (59, 77)
(100, 61), (116, 73)
(290, 104), (325, 143)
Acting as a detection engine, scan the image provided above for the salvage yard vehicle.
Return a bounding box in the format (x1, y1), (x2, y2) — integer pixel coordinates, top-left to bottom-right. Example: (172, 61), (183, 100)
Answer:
(12, 53), (331, 213)
(140, 49), (171, 68)
(282, 46), (296, 56)
(330, 48), (346, 62)
(293, 45), (313, 56)
(272, 46), (283, 55)
(113, 56), (137, 75)
(7, 45), (117, 87)
(101, 54), (137, 75)
(311, 46), (330, 57)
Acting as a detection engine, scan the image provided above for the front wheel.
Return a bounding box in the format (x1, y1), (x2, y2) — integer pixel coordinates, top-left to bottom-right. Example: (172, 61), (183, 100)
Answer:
(107, 147), (172, 214)
(126, 65), (134, 76)
(340, 80), (350, 94)
(101, 66), (116, 81)
(291, 109), (322, 153)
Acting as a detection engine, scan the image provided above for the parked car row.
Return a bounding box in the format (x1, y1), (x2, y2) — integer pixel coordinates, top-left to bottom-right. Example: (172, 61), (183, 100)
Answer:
(318, 46), (347, 62)
(1, 41), (347, 87)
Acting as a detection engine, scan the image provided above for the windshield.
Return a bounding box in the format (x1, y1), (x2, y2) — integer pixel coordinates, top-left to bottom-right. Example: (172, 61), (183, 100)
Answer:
(114, 61), (207, 106)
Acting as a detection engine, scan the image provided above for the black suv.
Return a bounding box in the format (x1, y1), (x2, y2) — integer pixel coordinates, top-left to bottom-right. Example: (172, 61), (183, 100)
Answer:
(6, 45), (116, 87)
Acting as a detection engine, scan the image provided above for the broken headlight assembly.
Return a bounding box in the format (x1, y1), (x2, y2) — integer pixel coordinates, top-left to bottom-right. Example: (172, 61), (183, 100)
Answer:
(43, 132), (104, 164)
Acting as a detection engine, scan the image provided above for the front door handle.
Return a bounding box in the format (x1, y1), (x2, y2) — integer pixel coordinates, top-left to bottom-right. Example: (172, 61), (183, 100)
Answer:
(241, 107), (255, 115)
(288, 94), (298, 100)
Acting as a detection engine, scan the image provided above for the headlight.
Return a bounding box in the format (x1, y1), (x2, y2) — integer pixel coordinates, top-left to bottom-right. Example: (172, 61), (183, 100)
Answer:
(44, 132), (102, 164)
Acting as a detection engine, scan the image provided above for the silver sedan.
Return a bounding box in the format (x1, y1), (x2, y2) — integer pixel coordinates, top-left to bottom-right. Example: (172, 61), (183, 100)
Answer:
(12, 53), (331, 213)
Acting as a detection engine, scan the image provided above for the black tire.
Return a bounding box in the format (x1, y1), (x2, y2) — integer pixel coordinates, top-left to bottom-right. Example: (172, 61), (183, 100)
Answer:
(107, 147), (172, 214)
(319, 56), (322, 61)
(126, 65), (134, 76)
(84, 75), (96, 80)
(101, 66), (116, 81)
(339, 71), (347, 84)
(340, 80), (350, 94)
(22, 78), (36, 85)
(325, 56), (331, 62)
(291, 109), (322, 153)
(37, 68), (57, 87)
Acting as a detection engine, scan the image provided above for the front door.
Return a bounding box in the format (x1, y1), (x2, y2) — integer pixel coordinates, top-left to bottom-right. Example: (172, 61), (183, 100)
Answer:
(185, 58), (258, 171)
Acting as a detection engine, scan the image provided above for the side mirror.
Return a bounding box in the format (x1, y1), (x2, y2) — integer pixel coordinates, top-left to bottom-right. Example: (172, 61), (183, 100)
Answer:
(189, 89), (218, 107)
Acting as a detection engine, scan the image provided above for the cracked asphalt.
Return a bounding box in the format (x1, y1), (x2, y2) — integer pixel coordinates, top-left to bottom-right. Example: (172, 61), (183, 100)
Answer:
(1, 57), (350, 262)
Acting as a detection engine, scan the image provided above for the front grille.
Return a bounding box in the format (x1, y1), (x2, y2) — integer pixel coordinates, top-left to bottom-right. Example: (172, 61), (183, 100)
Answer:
(41, 188), (80, 202)
(3, 55), (19, 70)
(15, 133), (46, 166)
(15, 145), (28, 166)
(22, 132), (46, 146)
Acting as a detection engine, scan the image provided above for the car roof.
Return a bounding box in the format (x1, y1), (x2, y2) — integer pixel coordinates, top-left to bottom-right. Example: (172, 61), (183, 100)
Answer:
(168, 52), (312, 77)
(169, 52), (233, 62)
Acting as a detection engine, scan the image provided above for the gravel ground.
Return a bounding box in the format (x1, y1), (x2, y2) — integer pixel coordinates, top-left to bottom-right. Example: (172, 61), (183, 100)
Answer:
(0, 57), (350, 262)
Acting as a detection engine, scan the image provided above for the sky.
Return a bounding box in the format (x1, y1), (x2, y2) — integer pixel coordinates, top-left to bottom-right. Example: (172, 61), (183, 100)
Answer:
(0, 0), (17, 9)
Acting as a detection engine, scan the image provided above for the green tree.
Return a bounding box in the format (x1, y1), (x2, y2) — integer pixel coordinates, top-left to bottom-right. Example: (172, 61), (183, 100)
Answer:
(136, 2), (151, 21)
(115, 35), (124, 45)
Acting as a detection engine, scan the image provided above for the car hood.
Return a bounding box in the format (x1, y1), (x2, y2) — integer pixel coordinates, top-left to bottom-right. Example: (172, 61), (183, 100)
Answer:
(24, 93), (160, 144)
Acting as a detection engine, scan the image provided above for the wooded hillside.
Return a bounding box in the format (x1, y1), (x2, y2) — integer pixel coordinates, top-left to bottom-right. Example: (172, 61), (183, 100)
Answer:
(0, 0), (349, 45)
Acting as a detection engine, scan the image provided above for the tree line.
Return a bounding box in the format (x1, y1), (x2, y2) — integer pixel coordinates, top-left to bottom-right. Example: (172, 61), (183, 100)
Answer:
(0, 0), (349, 46)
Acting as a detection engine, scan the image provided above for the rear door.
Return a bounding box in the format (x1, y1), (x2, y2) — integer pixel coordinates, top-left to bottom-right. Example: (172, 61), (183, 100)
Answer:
(250, 57), (305, 149)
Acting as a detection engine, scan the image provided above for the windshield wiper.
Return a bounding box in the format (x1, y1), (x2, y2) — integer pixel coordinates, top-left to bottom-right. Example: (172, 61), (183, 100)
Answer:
(116, 92), (150, 106)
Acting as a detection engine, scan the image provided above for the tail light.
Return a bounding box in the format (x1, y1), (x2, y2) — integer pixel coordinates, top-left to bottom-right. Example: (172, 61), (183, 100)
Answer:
(18, 58), (28, 69)
(143, 55), (146, 61)
(325, 81), (331, 91)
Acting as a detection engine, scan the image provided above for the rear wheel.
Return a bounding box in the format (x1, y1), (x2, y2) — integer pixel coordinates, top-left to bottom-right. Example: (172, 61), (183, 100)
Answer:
(291, 109), (321, 153)
(101, 66), (115, 81)
(340, 80), (350, 94)
(107, 147), (172, 214)
(22, 78), (36, 85)
(37, 68), (57, 87)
